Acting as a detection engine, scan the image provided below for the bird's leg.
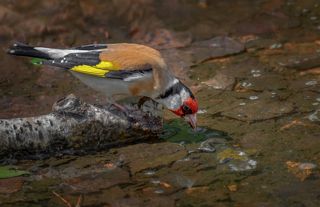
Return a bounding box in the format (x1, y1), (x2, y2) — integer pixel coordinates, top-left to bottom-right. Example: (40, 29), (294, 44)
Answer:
(138, 96), (163, 117)
(106, 97), (129, 114)
(138, 96), (152, 109)
(112, 102), (128, 112)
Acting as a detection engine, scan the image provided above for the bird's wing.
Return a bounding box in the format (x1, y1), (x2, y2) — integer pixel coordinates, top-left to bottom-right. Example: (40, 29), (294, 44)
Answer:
(42, 43), (161, 81)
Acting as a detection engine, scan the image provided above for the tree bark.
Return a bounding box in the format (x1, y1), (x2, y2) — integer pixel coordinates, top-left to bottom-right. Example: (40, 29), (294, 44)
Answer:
(0, 94), (162, 159)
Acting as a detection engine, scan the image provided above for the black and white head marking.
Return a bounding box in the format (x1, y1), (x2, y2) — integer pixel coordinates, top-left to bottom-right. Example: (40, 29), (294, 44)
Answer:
(156, 78), (194, 110)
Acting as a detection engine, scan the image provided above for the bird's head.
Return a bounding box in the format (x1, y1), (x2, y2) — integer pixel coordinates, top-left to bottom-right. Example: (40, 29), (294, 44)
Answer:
(156, 79), (198, 129)
(171, 97), (198, 129)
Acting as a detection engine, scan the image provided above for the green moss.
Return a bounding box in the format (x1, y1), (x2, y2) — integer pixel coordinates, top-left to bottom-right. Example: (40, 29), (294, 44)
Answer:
(0, 166), (30, 179)
(161, 119), (229, 143)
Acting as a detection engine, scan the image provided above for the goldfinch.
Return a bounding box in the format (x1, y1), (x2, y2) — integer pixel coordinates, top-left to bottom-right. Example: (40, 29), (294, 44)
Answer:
(8, 42), (198, 128)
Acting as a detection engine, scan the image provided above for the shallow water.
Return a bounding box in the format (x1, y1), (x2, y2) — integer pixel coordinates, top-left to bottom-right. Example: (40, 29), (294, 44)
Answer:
(1, 0), (320, 206)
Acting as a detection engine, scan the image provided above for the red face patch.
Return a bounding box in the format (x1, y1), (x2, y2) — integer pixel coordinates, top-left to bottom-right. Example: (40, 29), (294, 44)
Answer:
(171, 97), (198, 117)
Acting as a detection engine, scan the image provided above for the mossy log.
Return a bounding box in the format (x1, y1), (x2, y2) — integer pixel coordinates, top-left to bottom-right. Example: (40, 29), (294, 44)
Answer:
(0, 94), (162, 159)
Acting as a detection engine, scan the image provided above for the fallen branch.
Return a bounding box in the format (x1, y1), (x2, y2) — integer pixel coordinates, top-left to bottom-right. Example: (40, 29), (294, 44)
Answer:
(0, 94), (162, 159)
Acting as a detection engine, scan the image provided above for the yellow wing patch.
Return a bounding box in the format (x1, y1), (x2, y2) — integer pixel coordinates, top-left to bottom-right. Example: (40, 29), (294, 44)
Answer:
(71, 65), (109, 77)
(70, 61), (119, 77)
(95, 61), (115, 69)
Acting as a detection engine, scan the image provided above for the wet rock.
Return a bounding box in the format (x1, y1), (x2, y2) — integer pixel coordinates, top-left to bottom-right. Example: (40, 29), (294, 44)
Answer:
(0, 177), (24, 194)
(116, 143), (187, 174)
(63, 168), (130, 193)
(0, 26), (14, 43)
(78, 186), (127, 207)
(138, 29), (192, 49)
(240, 131), (269, 149)
(305, 80), (318, 86)
(280, 54), (320, 70)
(16, 18), (47, 37)
(190, 36), (245, 63)
(227, 184), (238, 192)
(202, 71), (235, 90)
(197, 138), (225, 153)
(244, 37), (279, 51)
(287, 90), (320, 113)
(235, 13), (285, 35)
(161, 49), (191, 79)
(28, 178), (60, 196)
(245, 74), (289, 91)
(286, 161), (317, 181)
(275, 180), (320, 207)
(217, 148), (257, 172)
(117, 196), (175, 207)
(221, 93), (295, 122)
(308, 110), (320, 122)
(0, 5), (21, 24)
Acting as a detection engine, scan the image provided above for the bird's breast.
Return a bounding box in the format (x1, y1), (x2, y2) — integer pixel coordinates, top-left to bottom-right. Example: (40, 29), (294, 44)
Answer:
(70, 71), (156, 98)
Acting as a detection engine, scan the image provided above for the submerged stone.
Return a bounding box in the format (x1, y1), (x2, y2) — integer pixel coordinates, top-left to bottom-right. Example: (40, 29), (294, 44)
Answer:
(305, 80), (318, 86)
(217, 148), (257, 172)
(189, 36), (245, 63)
(308, 110), (320, 122)
(198, 139), (216, 153)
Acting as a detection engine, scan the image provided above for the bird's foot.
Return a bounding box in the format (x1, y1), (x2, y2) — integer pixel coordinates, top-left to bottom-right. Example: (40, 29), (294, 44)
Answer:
(109, 102), (131, 117)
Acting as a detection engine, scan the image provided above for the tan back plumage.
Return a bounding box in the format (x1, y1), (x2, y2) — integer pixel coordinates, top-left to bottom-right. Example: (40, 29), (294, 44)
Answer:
(99, 43), (172, 91)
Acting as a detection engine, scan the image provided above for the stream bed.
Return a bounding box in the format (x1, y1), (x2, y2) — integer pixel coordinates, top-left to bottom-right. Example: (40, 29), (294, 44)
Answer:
(0, 0), (320, 206)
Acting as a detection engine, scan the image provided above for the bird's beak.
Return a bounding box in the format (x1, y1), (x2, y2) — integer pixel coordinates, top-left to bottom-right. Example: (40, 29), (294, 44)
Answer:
(184, 114), (197, 130)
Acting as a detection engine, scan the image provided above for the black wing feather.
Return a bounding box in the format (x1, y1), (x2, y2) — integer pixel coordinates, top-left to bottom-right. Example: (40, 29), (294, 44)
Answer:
(74, 44), (107, 50)
(105, 68), (153, 80)
(42, 51), (101, 69)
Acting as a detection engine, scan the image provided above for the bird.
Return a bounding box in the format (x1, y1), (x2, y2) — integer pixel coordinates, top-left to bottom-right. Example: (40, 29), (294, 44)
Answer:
(7, 42), (198, 128)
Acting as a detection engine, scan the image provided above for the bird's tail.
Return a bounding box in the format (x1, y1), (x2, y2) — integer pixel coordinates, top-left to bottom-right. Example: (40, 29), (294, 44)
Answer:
(7, 42), (51, 59)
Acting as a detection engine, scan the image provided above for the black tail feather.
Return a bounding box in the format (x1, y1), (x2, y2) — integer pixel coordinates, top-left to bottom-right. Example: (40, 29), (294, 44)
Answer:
(7, 42), (51, 59)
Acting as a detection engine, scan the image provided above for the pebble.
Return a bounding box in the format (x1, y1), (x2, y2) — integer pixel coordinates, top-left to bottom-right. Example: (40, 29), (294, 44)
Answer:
(298, 163), (317, 170)
(269, 43), (282, 49)
(238, 151), (246, 156)
(249, 95), (259, 100)
(316, 97), (320, 102)
(228, 159), (257, 172)
(252, 73), (261, 77)
(154, 189), (164, 194)
(251, 69), (261, 73)
(305, 80), (318, 86)
(177, 157), (191, 162)
(144, 170), (156, 176)
(248, 159), (257, 167)
(302, 8), (309, 14)
(294, 60), (301, 64)
(310, 16), (318, 21)
(150, 179), (161, 184)
(239, 102), (246, 106)
(241, 82), (253, 87)
(198, 139), (216, 153)
(197, 109), (207, 114)
(176, 176), (194, 188)
(213, 85), (223, 89)
(308, 110), (320, 122)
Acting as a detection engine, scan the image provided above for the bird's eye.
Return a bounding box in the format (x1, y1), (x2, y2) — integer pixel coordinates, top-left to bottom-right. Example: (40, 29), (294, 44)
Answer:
(182, 104), (192, 115)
